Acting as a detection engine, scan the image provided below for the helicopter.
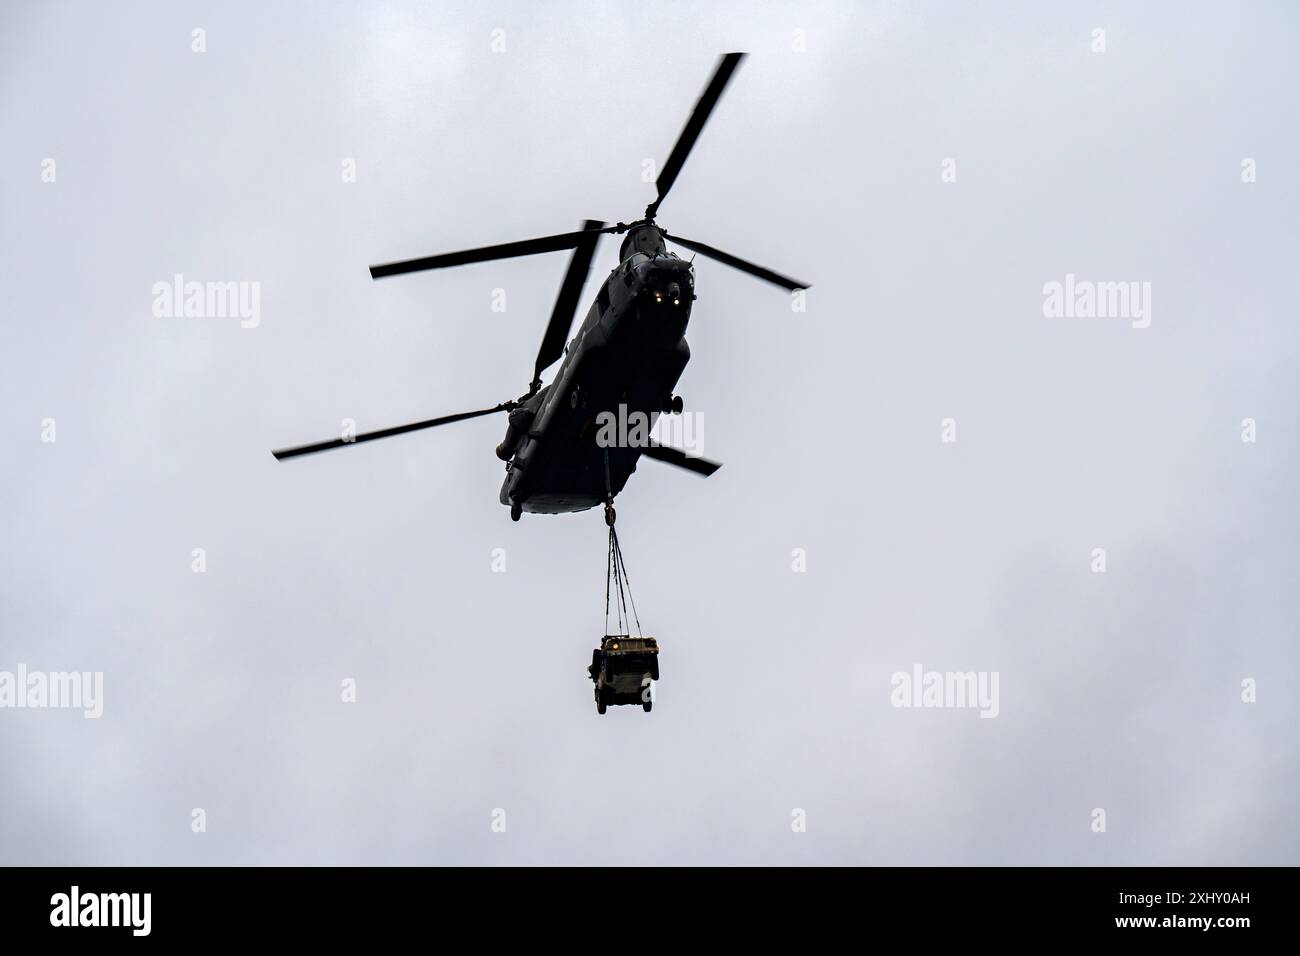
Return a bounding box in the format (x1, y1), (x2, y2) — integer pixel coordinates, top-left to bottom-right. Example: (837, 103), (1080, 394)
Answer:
(272, 52), (809, 524)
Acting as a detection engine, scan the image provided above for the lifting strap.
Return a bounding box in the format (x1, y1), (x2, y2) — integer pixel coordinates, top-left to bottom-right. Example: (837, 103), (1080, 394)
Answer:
(604, 524), (642, 638)
(601, 445), (641, 638)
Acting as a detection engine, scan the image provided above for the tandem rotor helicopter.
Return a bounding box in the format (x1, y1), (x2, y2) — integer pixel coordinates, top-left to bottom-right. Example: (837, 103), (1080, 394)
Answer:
(273, 52), (809, 526)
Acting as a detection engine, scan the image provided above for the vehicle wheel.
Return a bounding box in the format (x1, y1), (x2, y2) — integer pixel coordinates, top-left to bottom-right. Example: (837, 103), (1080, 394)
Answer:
(670, 394), (684, 415)
(510, 502), (522, 522)
(642, 699), (653, 713)
(649, 659), (659, 681)
(596, 693), (607, 715)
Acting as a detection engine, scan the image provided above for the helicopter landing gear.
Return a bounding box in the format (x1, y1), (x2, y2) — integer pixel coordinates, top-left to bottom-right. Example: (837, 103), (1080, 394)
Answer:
(510, 501), (522, 522)
(661, 393), (684, 414)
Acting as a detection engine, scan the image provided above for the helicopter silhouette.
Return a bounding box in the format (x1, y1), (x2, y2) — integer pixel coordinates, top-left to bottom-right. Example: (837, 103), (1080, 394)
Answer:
(273, 52), (808, 524)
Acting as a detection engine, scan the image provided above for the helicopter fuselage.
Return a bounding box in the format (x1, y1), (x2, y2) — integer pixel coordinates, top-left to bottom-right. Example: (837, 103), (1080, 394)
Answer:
(272, 54), (801, 496)
(498, 223), (695, 515)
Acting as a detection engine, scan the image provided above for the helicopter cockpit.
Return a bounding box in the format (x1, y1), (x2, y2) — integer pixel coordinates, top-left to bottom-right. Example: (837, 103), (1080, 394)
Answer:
(618, 223), (667, 260)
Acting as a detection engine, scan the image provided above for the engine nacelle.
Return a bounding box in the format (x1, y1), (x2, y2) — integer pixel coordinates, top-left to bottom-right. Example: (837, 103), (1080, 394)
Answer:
(495, 406), (536, 461)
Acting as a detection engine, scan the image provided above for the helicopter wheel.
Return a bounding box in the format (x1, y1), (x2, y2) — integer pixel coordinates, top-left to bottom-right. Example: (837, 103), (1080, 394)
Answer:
(510, 502), (522, 522)
(670, 394), (684, 415)
(596, 691), (607, 715)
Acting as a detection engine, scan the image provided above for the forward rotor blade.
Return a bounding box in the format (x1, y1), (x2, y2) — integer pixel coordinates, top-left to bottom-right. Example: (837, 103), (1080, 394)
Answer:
(272, 403), (513, 461)
(369, 225), (616, 279)
(534, 220), (604, 384)
(639, 440), (722, 477)
(648, 52), (746, 218)
(662, 231), (809, 292)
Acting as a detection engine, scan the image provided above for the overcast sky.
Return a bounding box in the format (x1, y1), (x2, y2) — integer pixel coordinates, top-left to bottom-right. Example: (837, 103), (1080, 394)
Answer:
(2, 0), (1297, 865)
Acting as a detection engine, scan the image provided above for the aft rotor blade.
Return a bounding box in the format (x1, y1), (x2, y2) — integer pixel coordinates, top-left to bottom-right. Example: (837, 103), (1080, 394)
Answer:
(648, 52), (746, 218)
(639, 440), (722, 477)
(662, 231), (809, 292)
(369, 225), (616, 279)
(272, 403), (513, 460)
(534, 220), (604, 383)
